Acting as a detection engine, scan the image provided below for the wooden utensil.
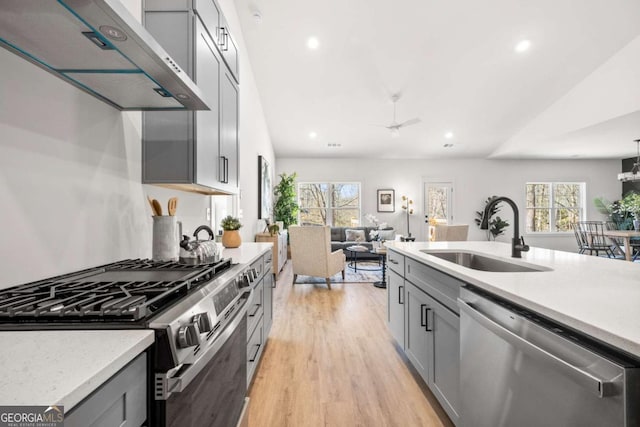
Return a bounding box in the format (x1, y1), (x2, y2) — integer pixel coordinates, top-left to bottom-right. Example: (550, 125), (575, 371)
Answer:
(168, 197), (178, 216)
(152, 199), (163, 216)
(147, 196), (158, 216)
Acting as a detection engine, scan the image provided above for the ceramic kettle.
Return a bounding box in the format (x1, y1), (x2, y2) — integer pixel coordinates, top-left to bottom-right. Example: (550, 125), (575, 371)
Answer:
(179, 225), (221, 265)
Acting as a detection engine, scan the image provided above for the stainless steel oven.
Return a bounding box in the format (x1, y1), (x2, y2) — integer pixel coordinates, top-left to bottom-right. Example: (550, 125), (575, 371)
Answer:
(153, 294), (250, 427)
(0, 258), (261, 427)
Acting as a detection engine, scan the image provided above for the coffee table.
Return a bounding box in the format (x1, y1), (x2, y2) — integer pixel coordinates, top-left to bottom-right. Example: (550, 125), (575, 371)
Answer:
(345, 246), (380, 272)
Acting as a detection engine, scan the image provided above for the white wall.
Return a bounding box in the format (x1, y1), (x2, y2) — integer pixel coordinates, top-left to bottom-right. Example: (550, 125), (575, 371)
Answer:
(276, 158), (621, 252)
(0, 0), (273, 288)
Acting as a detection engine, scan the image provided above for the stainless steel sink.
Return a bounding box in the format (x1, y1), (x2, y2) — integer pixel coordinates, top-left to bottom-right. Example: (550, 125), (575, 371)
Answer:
(420, 250), (551, 272)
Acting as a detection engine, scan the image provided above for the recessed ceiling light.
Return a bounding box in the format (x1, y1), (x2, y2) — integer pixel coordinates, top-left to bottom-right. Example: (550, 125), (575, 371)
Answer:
(444, 131), (454, 139)
(443, 143), (454, 148)
(309, 131), (317, 139)
(307, 37), (320, 50)
(515, 40), (531, 53)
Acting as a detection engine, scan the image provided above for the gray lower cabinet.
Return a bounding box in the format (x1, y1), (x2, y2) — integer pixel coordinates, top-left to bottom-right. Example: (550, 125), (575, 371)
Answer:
(65, 353), (147, 427)
(142, 2), (238, 195)
(263, 265), (274, 336)
(387, 250), (461, 426)
(404, 280), (460, 425)
(387, 268), (405, 348)
(247, 251), (274, 387)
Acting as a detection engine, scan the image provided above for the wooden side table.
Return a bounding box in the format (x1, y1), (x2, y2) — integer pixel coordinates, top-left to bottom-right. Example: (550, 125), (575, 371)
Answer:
(255, 230), (288, 279)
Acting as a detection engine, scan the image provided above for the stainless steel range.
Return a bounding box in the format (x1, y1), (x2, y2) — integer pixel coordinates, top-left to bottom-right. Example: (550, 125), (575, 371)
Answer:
(0, 258), (259, 427)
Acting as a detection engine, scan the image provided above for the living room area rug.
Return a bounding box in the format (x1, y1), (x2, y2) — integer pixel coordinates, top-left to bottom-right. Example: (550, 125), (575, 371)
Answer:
(293, 262), (384, 284)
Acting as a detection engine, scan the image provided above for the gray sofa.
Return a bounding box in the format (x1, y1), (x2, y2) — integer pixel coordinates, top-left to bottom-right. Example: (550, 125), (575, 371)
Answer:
(330, 226), (395, 260)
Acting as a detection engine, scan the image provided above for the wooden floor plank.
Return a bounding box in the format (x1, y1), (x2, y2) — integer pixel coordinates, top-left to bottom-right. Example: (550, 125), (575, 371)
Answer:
(248, 261), (453, 427)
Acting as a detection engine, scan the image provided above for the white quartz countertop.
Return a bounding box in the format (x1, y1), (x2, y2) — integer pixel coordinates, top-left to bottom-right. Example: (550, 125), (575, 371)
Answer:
(386, 241), (640, 359)
(223, 242), (272, 265)
(0, 330), (154, 410)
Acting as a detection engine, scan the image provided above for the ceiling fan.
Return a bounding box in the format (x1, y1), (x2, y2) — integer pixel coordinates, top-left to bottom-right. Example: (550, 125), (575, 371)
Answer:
(380, 94), (421, 138)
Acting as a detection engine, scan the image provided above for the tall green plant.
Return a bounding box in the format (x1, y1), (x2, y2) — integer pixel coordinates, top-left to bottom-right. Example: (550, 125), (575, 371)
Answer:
(273, 172), (299, 229)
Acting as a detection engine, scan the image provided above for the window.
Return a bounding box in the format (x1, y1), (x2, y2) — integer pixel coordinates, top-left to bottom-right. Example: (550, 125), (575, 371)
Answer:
(298, 182), (361, 226)
(525, 182), (585, 233)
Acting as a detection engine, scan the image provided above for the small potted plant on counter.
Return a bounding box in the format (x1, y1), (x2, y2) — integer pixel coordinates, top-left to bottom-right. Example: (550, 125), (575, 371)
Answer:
(220, 215), (243, 248)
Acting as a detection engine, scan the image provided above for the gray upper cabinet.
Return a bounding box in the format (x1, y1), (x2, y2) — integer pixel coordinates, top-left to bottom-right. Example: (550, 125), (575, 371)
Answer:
(220, 68), (238, 187)
(217, 14), (239, 83)
(142, 0), (239, 195)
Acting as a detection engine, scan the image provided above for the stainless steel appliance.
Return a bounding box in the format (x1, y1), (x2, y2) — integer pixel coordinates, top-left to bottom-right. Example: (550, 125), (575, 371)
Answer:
(0, 0), (210, 110)
(0, 258), (259, 427)
(458, 286), (640, 427)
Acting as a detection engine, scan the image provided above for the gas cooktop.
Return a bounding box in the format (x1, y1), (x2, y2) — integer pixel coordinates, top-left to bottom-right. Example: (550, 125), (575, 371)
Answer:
(0, 258), (232, 324)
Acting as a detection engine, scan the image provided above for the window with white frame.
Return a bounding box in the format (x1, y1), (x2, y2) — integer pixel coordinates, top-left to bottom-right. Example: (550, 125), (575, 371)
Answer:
(298, 182), (361, 226)
(525, 182), (585, 233)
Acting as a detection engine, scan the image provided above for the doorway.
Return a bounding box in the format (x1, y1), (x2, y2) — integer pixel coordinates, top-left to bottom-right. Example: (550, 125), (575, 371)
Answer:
(423, 181), (453, 240)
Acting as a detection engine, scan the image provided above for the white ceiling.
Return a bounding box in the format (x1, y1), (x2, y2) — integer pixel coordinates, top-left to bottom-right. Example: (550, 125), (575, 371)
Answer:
(233, 0), (640, 159)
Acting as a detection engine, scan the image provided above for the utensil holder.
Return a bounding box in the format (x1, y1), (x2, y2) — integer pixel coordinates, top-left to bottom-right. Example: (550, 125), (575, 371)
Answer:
(153, 216), (179, 261)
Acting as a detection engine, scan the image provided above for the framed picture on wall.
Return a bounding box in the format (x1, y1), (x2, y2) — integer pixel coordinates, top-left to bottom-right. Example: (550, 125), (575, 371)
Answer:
(258, 155), (272, 220)
(377, 189), (395, 212)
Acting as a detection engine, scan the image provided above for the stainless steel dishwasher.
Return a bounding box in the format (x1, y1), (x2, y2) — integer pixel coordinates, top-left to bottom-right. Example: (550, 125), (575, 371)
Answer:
(458, 286), (640, 427)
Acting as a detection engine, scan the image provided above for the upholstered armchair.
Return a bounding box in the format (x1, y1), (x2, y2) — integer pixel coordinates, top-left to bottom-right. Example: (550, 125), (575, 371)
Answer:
(432, 224), (469, 241)
(289, 225), (346, 289)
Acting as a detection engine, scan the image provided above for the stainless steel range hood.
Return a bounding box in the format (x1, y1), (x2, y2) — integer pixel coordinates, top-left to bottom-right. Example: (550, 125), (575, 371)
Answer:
(0, 0), (210, 111)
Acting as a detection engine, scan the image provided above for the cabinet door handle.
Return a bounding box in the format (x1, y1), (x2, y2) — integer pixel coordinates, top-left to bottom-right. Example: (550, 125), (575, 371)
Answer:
(425, 307), (433, 332)
(420, 304), (427, 327)
(219, 156), (229, 183)
(249, 343), (261, 362)
(407, 264), (411, 274)
(219, 27), (228, 51)
(219, 156), (225, 182)
(398, 285), (404, 304)
(248, 303), (261, 317)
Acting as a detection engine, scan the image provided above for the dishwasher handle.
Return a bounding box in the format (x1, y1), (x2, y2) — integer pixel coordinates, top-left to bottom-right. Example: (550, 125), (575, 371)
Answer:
(458, 298), (617, 398)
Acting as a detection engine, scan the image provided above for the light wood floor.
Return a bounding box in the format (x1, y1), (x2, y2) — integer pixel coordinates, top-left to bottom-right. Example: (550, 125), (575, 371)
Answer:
(247, 262), (454, 427)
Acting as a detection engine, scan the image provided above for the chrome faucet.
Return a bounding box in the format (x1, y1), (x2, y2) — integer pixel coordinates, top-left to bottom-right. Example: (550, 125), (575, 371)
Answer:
(480, 196), (530, 258)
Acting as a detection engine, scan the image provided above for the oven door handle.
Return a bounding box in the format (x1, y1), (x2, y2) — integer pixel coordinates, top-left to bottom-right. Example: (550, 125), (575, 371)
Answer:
(166, 289), (252, 395)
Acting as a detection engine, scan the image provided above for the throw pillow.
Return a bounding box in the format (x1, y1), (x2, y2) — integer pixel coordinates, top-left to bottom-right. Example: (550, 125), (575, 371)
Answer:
(378, 229), (395, 241)
(345, 229), (366, 242)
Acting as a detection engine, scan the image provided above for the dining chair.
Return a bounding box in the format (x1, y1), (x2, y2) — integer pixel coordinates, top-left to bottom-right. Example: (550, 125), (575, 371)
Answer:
(572, 223), (588, 254)
(577, 221), (615, 258)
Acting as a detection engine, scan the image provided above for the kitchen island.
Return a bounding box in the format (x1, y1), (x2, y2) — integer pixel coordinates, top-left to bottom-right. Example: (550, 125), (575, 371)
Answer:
(386, 240), (640, 358)
(386, 240), (640, 426)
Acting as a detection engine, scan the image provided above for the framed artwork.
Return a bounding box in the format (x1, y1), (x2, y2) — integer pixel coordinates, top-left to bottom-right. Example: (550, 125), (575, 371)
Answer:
(377, 189), (395, 212)
(258, 155), (272, 220)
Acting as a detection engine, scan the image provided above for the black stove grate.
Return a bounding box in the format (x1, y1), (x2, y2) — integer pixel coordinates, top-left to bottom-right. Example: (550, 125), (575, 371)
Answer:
(0, 258), (232, 323)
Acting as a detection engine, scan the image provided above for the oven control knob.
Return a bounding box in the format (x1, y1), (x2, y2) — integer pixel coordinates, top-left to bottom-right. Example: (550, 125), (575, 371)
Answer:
(177, 322), (201, 348)
(193, 312), (212, 333)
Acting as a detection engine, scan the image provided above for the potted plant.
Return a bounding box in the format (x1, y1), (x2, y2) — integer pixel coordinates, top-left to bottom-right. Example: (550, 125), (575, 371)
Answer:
(273, 172), (299, 230)
(620, 192), (640, 231)
(220, 215), (242, 248)
(273, 172), (298, 258)
(475, 196), (509, 240)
